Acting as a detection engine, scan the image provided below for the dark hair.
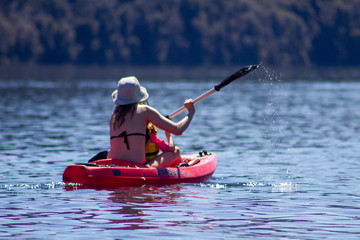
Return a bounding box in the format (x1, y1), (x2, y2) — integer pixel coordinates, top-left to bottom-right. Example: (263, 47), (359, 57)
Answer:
(111, 103), (137, 129)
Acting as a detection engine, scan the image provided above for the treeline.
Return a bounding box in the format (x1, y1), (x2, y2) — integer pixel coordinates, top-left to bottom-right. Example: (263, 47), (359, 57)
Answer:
(0, 0), (359, 67)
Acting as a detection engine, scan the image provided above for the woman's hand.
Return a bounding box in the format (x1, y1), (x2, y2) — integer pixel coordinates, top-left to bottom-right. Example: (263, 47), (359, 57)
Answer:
(184, 99), (195, 114)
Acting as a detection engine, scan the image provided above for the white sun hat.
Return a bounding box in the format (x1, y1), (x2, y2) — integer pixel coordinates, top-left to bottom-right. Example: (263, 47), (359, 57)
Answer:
(112, 76), (149, 105)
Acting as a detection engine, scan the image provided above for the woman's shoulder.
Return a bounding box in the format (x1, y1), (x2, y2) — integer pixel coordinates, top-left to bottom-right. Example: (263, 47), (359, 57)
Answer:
(137, 105), (158, 114)
(138, 105), (166, 125)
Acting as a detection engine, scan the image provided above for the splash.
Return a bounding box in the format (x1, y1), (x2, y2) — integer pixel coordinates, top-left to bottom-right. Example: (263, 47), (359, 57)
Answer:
(257, 66), (288, 150)
(0, 182), (66, 190)
(198, 181), (300, 193)
(271, 182), (300, 193)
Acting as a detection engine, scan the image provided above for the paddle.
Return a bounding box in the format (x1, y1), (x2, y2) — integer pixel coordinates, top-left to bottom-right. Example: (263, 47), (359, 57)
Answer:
(167, 64), (260, 119)
(88, 64), (260, 163)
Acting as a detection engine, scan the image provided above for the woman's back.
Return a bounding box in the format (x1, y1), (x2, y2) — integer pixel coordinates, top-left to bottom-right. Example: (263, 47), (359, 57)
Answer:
(108, 105), (148, 164)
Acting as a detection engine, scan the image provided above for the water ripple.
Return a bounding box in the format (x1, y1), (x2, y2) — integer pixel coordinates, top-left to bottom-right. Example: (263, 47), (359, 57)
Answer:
(1, 73), (360, 239)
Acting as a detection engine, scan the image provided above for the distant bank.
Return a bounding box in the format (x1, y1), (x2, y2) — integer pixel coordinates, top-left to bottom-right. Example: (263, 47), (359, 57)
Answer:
(1, 1), (360, 67)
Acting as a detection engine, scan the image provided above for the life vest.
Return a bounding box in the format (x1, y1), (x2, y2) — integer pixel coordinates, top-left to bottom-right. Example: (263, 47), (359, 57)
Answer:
(145, 123), (160, 161)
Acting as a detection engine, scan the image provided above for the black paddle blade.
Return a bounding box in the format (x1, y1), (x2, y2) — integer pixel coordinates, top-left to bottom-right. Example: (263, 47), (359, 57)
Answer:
(88, 151), (108, 163)
(214, 64), (260, 91)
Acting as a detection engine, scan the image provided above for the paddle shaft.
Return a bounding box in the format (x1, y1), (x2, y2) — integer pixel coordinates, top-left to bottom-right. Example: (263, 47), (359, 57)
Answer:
(168, 88), (216, 119)
(167, 64), (260, 119)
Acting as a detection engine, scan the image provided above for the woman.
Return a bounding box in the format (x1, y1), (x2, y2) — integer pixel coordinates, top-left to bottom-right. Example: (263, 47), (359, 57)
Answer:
(107, 76), (195, 168)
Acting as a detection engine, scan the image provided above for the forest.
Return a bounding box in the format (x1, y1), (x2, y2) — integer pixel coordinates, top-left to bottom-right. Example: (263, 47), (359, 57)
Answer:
(0, 0), (359, 67)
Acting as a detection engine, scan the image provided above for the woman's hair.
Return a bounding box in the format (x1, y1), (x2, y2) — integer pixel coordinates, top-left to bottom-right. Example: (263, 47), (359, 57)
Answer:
(111, 103), (137, 129)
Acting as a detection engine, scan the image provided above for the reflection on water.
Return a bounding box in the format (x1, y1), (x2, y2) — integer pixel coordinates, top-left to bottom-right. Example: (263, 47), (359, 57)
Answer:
(109, 186), (182, 205)
(107, 186), (183, 230)
(1, 65), (360, 239)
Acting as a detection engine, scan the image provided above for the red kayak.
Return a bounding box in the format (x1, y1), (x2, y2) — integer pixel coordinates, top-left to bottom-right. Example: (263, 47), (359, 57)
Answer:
(63, 152), (217, 187)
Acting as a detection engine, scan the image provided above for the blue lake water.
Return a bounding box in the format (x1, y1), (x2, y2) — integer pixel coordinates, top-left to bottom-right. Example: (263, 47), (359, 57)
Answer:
(1, 66), (360, 239)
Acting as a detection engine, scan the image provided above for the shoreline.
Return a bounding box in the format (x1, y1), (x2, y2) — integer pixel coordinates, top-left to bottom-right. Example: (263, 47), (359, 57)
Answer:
(0, 64), (359, 82)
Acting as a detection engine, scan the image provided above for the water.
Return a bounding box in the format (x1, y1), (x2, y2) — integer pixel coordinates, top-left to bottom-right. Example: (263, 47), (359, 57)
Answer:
(1, 66), (360, 239)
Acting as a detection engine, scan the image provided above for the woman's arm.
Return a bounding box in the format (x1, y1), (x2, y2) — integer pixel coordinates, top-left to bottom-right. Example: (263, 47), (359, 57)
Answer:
(146, 99), (195, 135)
(165, 131), (175, 152)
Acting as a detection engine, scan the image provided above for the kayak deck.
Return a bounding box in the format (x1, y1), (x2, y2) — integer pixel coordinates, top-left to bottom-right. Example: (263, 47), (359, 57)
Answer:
(63, 152), (217, 187)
